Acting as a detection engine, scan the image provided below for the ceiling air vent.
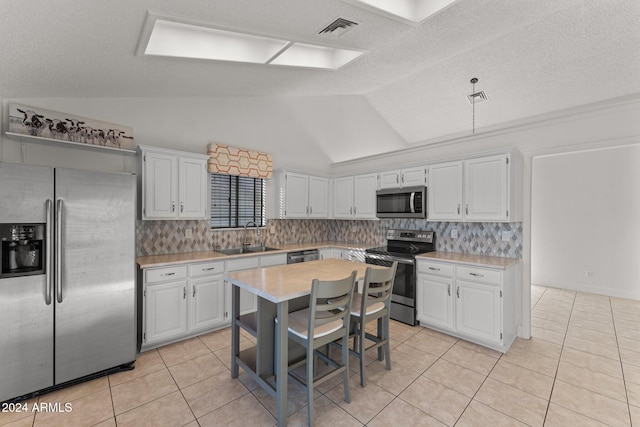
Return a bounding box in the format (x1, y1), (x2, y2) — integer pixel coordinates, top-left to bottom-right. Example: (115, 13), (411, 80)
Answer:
(317, 18), (359, 38)
(467, 90), (489, 104)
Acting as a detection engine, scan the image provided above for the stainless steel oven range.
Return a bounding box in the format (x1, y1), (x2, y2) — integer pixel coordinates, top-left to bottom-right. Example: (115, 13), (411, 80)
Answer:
(365, 229), (435, 326)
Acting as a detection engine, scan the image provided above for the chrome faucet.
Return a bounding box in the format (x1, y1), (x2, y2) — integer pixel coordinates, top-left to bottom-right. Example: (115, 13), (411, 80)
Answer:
(242, 221), (260, 248)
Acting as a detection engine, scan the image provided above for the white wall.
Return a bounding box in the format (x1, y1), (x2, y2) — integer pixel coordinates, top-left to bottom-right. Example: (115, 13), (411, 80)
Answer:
(531, 145), (640, 299)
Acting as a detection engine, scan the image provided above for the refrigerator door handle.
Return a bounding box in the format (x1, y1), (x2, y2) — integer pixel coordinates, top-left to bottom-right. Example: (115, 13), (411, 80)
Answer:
(45, 199), (53, 305)
(56, 198), (64, 304)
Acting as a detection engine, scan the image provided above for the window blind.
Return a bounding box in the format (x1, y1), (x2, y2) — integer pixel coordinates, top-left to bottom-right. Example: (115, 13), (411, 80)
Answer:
(210, 173), (265, 228)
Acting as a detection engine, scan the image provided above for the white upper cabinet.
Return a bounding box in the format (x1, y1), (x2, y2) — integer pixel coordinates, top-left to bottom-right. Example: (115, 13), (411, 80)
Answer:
(139, 145), (209, 220)
(333, 173), (377, 219)
(378, 166), (426, 189)
(428, 161), (463, 221)
(427, 153), (518, 222)
(278, 171), (329, 218)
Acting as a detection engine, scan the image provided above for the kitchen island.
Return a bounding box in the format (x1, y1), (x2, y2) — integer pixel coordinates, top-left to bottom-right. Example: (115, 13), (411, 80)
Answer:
(224, 258), (382, 427)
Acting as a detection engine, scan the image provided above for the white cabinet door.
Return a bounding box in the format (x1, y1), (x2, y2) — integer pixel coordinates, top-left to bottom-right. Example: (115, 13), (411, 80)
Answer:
(417, 275), (454, 330)
(226, 257), (260, 315)
(144, 281), (188, 345)
(319, 248), (332, 259)
(428, 161), (463, 221)
(284, 172), (309, 218)
(308, 176), (329, 218)
(353, 173), (378, 218)
(330, 248), (344, 259)
(401, 167), (426, 187)
(189, 276), (225, 332)
(464, 154), (509, 221)
(178, 157), (207, 219)
(333, 176), (354, 218)
(378, 170), (400, 189)
(455, 281), (502, 344)
(143, 152), (178, 219)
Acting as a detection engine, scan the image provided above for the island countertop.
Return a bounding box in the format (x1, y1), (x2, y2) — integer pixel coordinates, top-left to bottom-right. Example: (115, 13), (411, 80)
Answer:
(417, 252), (520, 269)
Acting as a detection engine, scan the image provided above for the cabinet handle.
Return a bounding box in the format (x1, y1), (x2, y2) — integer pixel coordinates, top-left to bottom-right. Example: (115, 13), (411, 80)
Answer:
(183, 287), (186, 299)
(353, 206), (356, 215)
(202, 267), (216, 271)
(401, 174), (404, 183)
(193, 287), (196, 297)
(161, 272), (175, 277)
(350, 207), (352, 215)
(310, 206), (312, 215)
(428, 267), (440, 271)
(180, 201), (184, 212)
(448, 284), (451, 296)
(469, 272), (484, 277)
(172, 201), (176, 212)
(396, 175), (399, 183)
(457, 204), (460, 214)
(456, 286), (460, 298)
(465, 204), (468, 215)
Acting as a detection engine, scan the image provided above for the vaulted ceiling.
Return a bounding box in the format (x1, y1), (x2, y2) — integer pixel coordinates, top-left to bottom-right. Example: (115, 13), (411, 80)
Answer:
(1, 0), (639, 166)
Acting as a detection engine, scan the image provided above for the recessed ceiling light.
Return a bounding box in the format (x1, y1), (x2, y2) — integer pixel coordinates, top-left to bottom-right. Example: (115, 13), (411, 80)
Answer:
(343, 0), (458, 24)
(137, 12), (365, 70)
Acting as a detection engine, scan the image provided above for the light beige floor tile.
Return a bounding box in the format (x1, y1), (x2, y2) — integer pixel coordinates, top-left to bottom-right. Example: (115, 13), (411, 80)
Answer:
(181, 369), (250, 418)
(197, 393), (275, 427)
(627, 381), (640, 407)
(615, 325), (640, 341)
(368, 398), (446, 427)
(441, 343), (499, 376)
(0, 398), (37, 426)
(167, 352), (227, 388)
(571, 304), (613, 318)
(567, 325), (619, 347)
(550, 380), (631, 427)
(556, 360), (627, 402)
(198, 327), (234, 352)
(404, 332), (456, 358)
(544, 403), (610, 427)
(38, 376), (109, 405)
(488, 359), (554, 400)
(501, 346), (559, 377)
(388, 321), (422, 342)
(115, 390), (194, 427)
(618, 336), (640, 352)
(399, 376), (470, 426)
(365, 357), (421, 395)
(474, 378), (547, 427)
(423, 359), (486, 398)
(455, 339), (502, 358)
(612, 309), (640, 323)
(255, 376), (324, 418)
(416, 327), (459, 344)
(109, 349), (166, 386)
(563, 335), (620, 360)
(623, 362), (640, 384)
(33, 389), (113, 427)
(530, 326), (566, 345)
(630, 404), (640, 426)
(569, 317), (616, 335)
(286, 395), (362, 427)
(560, 346), (623, 378)
(532, 317), (568, 334)
(110, 368), (178, 415)
(92, 418), (116, 427)
(531, 308), (570, 325)
(570, 309), (615, 325)
(157, 336), (212, 367)
(620, 347), (640, 367)
(456, 400), (528, 427)
(509, 337), (563, 360)
(325, 375), (395, 425)
(391, 342), (438, 373)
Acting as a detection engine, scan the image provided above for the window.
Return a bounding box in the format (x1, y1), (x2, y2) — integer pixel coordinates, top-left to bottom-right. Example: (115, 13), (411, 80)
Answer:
(210, 173), (265, 228)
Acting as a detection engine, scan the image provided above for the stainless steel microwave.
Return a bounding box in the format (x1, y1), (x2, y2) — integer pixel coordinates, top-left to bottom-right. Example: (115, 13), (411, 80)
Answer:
(376, 186), (427, 219)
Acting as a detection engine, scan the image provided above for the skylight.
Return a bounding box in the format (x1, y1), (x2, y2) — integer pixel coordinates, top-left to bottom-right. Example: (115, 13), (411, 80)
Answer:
(138, 13), (365, 70)
(344, 0), (458, 24)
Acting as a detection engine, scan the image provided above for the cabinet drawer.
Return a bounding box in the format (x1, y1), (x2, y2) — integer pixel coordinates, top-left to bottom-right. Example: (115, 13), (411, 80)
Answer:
(456, 266), (502, 285)
(260, 253), (287, 267)
(145, 265), (188, 283)
(226, 257), (260, 272)
(418, 261), (454, 277)
(189, 261), (224, 277)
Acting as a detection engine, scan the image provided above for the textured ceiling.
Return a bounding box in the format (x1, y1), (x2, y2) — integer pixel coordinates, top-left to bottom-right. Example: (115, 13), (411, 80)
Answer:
(1, 0), (639, 158)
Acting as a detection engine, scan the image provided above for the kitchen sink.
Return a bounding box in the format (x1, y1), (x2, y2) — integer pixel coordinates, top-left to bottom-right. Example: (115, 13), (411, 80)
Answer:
(216, 246), (280, 255)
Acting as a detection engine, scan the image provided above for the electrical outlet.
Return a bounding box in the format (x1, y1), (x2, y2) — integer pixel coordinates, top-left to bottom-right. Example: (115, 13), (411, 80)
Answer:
(585, 270), (593, 279)
(501, 231), (511, 241)
(270, 224), (276, 234)
(185, 228), (193, 239)
(451, 228), (458, 238)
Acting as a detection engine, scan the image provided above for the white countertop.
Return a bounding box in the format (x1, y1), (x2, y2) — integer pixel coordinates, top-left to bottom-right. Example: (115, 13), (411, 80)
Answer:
(417, 252), (520, 269)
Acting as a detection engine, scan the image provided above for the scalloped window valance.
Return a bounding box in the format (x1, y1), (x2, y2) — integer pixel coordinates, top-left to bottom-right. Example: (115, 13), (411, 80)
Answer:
(207, 143), (272, 179)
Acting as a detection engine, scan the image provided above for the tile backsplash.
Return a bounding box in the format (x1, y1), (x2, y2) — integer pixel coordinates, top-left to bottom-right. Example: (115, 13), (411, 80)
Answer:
(137, 218), (522, 258)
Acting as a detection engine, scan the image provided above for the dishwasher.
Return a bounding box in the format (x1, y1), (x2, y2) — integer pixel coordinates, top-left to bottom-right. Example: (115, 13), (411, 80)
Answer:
(287, 249), (319, 264)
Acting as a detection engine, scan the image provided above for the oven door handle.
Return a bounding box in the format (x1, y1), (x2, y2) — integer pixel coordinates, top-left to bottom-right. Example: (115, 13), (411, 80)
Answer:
(409, 192), (416, 213)
(365, 254), (414, 265)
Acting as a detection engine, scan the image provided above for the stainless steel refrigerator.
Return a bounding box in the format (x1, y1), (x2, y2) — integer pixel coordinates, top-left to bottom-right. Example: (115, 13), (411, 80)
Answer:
(0, 162), (136, 402)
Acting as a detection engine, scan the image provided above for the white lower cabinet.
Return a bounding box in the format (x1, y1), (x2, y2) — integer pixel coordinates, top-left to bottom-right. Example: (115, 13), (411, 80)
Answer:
(416, 259), (517, 352)
(144, 279), (188, 346)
